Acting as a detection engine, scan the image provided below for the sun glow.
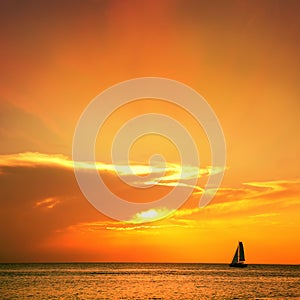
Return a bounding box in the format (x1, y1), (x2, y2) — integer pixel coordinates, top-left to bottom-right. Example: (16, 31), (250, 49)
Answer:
(130, 208), (175, 223)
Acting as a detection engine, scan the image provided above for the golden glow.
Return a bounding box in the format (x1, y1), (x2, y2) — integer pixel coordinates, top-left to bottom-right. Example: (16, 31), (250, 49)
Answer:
(0, 1), (299, 264)
(130, 208), (175, 224)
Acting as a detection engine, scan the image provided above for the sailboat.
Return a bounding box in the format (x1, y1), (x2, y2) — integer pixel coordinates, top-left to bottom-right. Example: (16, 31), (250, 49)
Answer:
(229, 241), (247, 268)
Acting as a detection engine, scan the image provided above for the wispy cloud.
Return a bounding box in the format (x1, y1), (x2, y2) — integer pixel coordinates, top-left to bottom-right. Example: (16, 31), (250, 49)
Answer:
(68, 219), (193, 232)
(248, 213), (281, 218)
(0, 152), (73, 169)
(35, 197), (60, 209)
(105, 224), (188, 231)
(0, 152), (219, 192)
(43, 178), (300, 236)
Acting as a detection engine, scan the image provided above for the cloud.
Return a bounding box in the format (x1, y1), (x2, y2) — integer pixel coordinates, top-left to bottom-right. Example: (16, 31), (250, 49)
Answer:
(0, 157), (105, 261)
(0, 152), (73, 169)
(248, 213), (281, 218)
(68, 179), (300, 232)
(35, 197), (60, 209)
(181, 180), (300, 221)
(0, 152), (217, 191)
(68, 218), (193, 233)
(0, 151), (213, 260)
(1, 151), (299, 261)
(129, 207), (175, 224)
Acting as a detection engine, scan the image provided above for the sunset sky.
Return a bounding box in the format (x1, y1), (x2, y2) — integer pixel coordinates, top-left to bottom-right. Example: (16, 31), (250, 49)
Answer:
(0, 0), (299, 264)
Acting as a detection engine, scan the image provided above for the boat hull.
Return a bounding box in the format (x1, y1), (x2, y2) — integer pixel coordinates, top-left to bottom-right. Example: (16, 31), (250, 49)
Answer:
(229, 263), (247, 268)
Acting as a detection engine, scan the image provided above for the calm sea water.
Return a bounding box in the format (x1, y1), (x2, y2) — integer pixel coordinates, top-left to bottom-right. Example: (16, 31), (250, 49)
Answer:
(0, 263), (299, 299)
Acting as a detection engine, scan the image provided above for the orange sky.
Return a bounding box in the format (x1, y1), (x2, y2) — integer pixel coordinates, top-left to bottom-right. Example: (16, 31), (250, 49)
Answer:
(0, 0), (299, 264)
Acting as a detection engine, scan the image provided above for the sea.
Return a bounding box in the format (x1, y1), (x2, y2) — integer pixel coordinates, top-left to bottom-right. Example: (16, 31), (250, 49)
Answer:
(0, 263), (299, 299)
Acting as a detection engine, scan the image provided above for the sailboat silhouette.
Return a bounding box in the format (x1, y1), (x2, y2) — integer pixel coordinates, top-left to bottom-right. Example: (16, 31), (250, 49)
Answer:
(229, 241), (247, 268)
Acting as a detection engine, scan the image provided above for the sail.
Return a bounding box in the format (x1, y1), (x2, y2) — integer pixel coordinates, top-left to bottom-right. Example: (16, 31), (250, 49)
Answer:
(231, 247), (239, 264)
(239, 242), (245, 261)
